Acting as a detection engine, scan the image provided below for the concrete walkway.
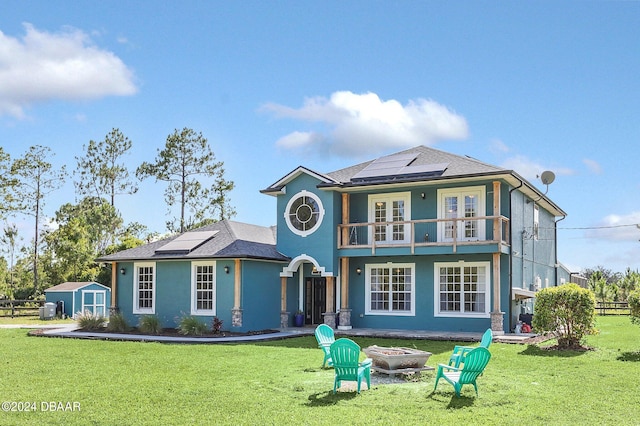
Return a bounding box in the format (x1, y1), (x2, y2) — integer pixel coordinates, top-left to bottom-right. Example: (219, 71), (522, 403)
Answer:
(3, 323), (537, 344)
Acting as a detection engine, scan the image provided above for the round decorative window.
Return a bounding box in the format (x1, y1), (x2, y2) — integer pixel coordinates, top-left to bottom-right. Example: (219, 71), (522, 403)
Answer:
(284, 190), (324, 237)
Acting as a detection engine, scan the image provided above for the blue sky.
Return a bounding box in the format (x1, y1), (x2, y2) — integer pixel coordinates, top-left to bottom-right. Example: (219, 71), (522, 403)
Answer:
(1, 1), (639, 273)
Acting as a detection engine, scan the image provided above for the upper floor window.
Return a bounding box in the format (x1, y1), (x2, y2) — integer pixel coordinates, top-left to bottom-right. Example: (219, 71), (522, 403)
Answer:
(368, 192), (411, 244)
(191, 261), (216, 315)
(438, 186), (486, 242)
(284, 190), (325, 237)
(434, 261), (490, 318)
(365, 263), (415, 316)
(533, 204), (539, 240)
(133, 262), (155, 314)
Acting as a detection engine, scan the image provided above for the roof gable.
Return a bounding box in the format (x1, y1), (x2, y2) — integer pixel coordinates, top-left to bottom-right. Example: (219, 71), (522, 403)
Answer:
(261, 166), (339, 195)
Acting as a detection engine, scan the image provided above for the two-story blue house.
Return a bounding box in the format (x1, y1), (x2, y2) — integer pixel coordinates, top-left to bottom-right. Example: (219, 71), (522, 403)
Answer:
(262, 145), (566, 334)
(100, 145), (565, 334)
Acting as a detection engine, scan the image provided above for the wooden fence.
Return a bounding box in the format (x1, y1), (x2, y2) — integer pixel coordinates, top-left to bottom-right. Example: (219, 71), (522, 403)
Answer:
(0, 300), (45, 317)
(596, 301), (630, 316)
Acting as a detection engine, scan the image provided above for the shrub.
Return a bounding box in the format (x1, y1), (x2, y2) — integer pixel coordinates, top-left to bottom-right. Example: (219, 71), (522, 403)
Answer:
(139, 315), (162, 335)
(629, 290), (640, 324)
(532, 283), (596, 349)
(106, 312), (130, 333)
(212, 316), (223, 334)
(178, 315), (208, 336)
(76, 310), (107, 331)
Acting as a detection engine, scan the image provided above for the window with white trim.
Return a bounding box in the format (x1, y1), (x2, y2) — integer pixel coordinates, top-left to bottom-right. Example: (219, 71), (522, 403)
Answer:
(434, 261), (490, 317)
(533, 204), (539, 240)
(284, 190), (325, 237)
(133, 262), (155, 314)
(82, 291), (106, 317)
(365, 263), (415, 316)
(438, 187), (486, 242)
(368, 192), (411, 244)
(191, 261), (216, 315)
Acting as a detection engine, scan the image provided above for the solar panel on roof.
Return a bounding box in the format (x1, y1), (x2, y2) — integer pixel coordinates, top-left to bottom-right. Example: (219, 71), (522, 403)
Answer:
(155, 230), (219, 254)
(351, 152), (448, 182)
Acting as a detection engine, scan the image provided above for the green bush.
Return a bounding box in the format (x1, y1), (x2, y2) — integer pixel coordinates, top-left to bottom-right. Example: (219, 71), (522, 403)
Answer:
(532, 283), (596, 349)
(138, 315), (162, 334)
(76, 310), (107, 331)
(629, 290), (640, 324)
(177, 315), (208, 336)
(106, 312), (130, 332)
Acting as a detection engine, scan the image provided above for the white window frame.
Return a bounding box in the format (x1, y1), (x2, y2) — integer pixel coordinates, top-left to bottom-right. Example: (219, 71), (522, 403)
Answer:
(365, 263), (415, 316)
(191, 261), (216, 316)
(368, 192), (411, 244)
(284, 190), (325, 237)
(81, 290), (107, 317)
(437, 186), (486, 242)
(133, 262), (156, 315)
(533, 204), (539, 240)
(434, 261), (490, 318)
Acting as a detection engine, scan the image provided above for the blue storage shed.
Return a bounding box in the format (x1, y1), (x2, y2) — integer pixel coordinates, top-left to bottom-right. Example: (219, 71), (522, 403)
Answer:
(45, 282), (111, 319)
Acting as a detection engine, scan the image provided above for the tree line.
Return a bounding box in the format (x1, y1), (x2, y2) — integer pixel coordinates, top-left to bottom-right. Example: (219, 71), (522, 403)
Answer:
(0, 127), (235, 299)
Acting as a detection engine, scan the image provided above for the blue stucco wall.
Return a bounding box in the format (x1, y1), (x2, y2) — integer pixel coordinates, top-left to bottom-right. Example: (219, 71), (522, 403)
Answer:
(276, 173), (338, 274)
(347, 253), (506, 333)
(115, 259), (283, 332)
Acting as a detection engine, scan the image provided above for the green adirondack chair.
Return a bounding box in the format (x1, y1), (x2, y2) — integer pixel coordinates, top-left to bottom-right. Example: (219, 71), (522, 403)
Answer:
(314, 324), (335, 368)
(448, 328), (493, 368)
(434, 347), (491, 397)
(329, 338), (372, 394)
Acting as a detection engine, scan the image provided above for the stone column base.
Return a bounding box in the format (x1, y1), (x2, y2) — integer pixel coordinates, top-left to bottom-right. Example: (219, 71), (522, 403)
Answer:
(231, 308), (243, 328)
(337, 309), (352, 330)
(280, 311), (289, 329)
(490, 311), (505, 335)
(322, 312), (337, 329)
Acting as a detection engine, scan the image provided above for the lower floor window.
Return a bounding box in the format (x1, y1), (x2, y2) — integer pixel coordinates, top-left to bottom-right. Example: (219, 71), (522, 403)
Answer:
(365, 263), (415, 316)
(434, 261), (489, 317)
(191, 261), (216, 315)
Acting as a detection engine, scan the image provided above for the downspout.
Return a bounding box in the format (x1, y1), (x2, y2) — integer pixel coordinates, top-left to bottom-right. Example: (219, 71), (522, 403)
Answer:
(508, 179), (524, 333)
(554, 215), (567, 286)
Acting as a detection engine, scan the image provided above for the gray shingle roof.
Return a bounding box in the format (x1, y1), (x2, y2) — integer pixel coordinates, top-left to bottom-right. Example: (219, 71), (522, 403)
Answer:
(325, 145), (505, 185)
(97, 220), (289, 263)
(45, 282), (106, 292)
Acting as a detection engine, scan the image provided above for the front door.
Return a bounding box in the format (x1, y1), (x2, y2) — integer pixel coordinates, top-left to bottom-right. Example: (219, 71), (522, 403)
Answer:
(305, 277), (327, 325)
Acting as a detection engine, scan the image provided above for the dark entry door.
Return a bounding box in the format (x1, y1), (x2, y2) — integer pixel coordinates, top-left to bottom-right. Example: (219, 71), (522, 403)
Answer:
(305, 277), (326, 325)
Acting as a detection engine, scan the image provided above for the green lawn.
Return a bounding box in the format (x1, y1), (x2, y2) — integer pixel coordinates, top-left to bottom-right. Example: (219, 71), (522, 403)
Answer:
(1, 316), (639, 425)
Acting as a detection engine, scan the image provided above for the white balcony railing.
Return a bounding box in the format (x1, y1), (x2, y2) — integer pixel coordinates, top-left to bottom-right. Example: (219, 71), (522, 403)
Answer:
(337, 216), (509, 254)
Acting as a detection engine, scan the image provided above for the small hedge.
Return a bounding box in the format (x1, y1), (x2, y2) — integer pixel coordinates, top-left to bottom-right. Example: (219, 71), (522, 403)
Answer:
(76, 310), (107, 331)
(177, 315), (208, 336)
(532, 283), (596, 349)
(139, 315), (162, 335)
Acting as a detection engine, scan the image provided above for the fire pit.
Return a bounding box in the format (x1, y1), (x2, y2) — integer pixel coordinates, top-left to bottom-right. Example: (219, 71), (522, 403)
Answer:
(363, 345), (433, 376)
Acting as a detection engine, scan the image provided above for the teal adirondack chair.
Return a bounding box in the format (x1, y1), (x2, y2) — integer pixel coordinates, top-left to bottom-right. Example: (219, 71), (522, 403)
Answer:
(314, 324), (335, 368)
(434, 347), (491, 397)
(448, 328), (493, 368)
(329, 338), (372, 394)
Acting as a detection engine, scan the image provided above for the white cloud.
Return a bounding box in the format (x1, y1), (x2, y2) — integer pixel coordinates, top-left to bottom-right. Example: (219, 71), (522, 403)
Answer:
(0, 23), (137, 118)
(586, 212), (640, 242)
(500, 155), (574, 182)
(489, 138), (510, 154)
(583, 158), (603, 175)
(262, 91), (469, 157)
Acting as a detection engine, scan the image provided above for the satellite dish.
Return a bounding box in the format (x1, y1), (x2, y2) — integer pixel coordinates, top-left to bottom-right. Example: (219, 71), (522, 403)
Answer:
(540, 171), (556, 186)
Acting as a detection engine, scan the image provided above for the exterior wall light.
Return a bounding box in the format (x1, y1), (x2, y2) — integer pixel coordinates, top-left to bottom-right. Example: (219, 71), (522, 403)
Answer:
(120, 268), (126, 275)
(356, 267), (362, 275)
(224, 266), (230, 274)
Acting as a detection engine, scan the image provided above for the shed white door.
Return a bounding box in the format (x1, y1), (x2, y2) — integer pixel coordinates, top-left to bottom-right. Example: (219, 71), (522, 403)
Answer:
(82, 290), (107, 316)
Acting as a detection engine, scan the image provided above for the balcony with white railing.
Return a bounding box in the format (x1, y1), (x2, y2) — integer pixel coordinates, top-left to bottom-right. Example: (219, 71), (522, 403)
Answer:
(337, 216), (509, 255)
